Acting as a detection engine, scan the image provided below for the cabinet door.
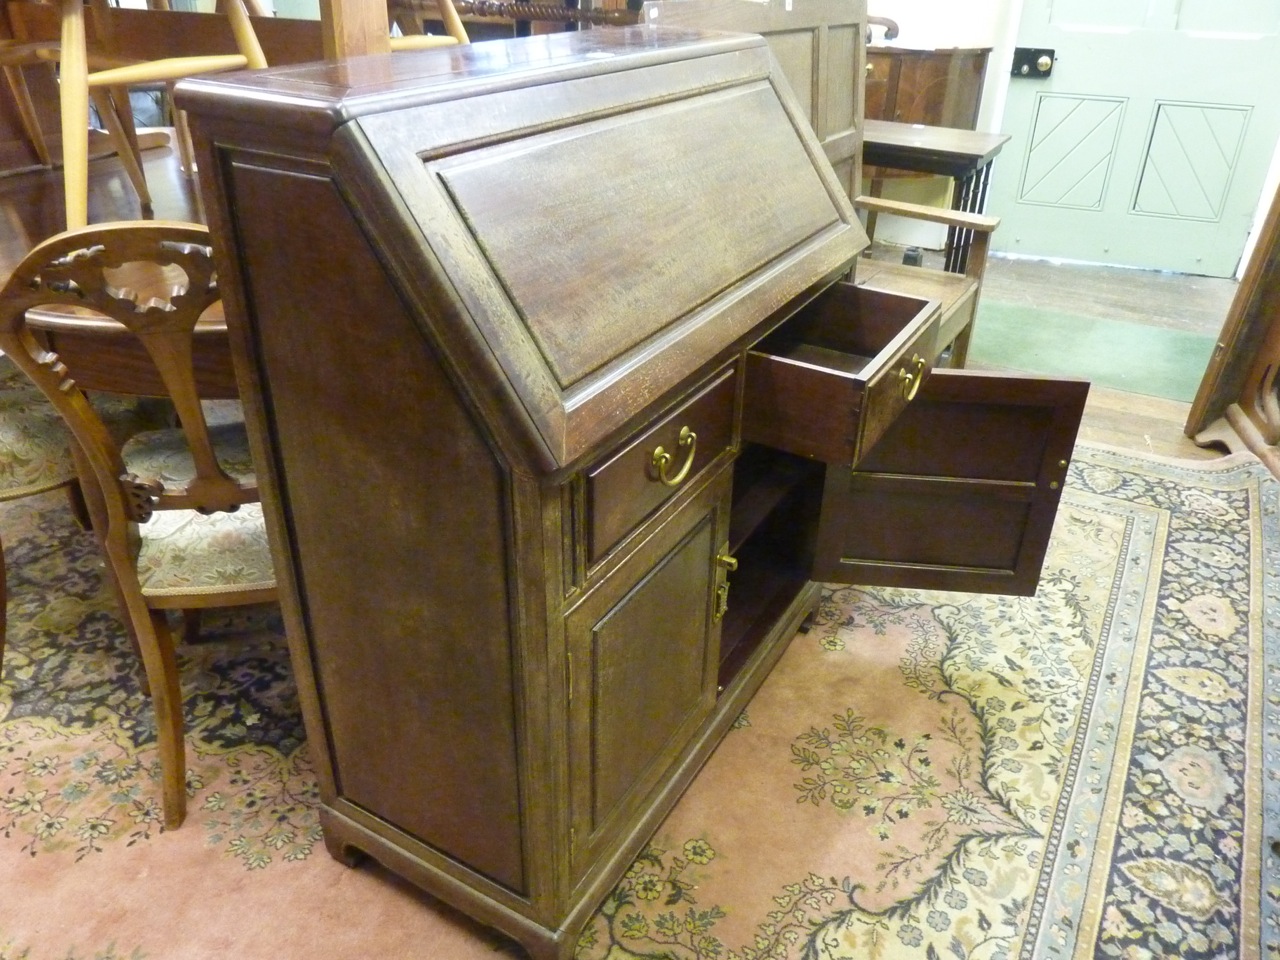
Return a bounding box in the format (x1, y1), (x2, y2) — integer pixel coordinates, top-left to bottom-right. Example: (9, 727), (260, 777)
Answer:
(812, 369), (1087, 595)
(565, 478), (728, 868)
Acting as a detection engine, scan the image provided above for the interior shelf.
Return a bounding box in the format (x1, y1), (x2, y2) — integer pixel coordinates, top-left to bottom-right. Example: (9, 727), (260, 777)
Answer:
(728, 444), (823, 554)
(719, 444), (824, 690)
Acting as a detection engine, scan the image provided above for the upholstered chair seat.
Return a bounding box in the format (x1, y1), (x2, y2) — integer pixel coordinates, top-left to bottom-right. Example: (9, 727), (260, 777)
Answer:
(135, 505), (274, 598)
(123, 419), (256, 489)
(0, 356), (160, 497)
(124, 416), (269, 596)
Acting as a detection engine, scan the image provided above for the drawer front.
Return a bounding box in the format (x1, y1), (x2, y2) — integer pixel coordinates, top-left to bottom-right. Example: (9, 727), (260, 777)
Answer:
(587, 366), (737, 562)
(856, 322), (938, 461)
(742, 283), (939, 464)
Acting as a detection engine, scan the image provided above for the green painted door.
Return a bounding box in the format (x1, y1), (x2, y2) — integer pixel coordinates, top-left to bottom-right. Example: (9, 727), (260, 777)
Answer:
(989, 0), (1280, 277)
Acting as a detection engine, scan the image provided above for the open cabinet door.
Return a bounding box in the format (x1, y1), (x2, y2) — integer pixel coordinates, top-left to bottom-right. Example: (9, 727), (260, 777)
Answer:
(812, 369), (1088, 595)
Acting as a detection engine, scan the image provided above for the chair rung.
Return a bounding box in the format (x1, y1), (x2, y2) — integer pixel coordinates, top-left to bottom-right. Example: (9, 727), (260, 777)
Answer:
(388, 35), (462, 50)
(88, 55), (250, 87)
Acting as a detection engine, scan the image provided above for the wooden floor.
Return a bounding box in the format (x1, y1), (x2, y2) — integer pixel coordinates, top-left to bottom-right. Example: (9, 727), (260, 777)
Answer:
(1074, 386), (1223, 461)
(979, 254), (1236, 338)
(0, 137), (1236, 464)
(0, 131), (200, 276)
(980, 252), (1231, 461)
(863, 241), (1236, 462)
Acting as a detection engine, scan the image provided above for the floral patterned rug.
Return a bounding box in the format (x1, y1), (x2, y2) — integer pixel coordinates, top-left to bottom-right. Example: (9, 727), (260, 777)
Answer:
(0, 443), (1276, 960)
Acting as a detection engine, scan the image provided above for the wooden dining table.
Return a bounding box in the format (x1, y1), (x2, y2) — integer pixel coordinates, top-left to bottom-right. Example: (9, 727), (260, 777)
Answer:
(28, 309), (237, 397)
(24, 277), (238, 399)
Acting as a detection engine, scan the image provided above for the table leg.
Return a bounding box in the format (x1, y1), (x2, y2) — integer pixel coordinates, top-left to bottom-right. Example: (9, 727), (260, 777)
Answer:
(945, 160), (995, 275)
(946, 170), (976, 273)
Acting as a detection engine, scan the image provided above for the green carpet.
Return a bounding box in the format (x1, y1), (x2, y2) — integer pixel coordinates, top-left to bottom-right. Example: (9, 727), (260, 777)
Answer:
(968, 300), (1217, 401)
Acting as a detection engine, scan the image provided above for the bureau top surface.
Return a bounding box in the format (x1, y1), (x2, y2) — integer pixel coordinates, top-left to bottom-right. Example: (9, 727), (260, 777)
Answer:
(177, 27), (765, 129)
(181, 28), (869, 472)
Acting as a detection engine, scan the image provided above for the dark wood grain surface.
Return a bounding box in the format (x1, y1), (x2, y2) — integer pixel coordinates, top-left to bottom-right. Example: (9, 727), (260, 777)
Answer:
(863, 118), (1011, 178)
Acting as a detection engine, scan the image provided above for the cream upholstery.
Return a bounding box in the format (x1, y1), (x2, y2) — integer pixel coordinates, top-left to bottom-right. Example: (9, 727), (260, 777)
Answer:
(136, 504), (274, 598)
(0, 355), (81, 498)
(124, 420), (256, 489)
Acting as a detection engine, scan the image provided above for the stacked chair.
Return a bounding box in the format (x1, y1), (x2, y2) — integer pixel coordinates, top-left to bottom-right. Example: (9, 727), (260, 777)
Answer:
(54, 0), (268, 228)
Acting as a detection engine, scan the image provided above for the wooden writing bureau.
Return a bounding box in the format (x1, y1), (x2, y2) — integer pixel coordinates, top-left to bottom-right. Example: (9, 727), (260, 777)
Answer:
(179, 26), (1087, 960)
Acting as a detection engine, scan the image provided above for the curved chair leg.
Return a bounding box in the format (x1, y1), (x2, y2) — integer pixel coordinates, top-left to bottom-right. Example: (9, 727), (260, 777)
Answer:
(65, 479), (91, 530)
(100, 563), (149, 690)
(69, 444), (149, 680)
(103, 533), (186, 827)
(140, 605), (186, 828)
(0, 534), (7, 674)
(181, 608), (202, 644)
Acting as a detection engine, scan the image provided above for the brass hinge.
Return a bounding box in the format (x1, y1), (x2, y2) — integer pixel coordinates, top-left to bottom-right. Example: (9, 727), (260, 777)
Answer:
(714, 552), (737, 621)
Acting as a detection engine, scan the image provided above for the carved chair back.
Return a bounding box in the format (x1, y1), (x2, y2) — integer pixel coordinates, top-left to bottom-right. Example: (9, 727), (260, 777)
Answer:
(0, 220), (255, 534)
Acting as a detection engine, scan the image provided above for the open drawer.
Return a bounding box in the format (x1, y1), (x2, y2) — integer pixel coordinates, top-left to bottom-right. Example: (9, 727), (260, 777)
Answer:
(741, 282), (941, 465)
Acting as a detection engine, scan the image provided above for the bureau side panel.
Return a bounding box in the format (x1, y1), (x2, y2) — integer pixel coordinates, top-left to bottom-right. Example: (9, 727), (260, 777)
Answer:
(221, 159), (526, 893)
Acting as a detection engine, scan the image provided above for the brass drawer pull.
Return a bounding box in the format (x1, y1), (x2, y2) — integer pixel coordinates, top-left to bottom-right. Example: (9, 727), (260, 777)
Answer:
(650, 425), (697, 487)
(898, 354), (926, 401)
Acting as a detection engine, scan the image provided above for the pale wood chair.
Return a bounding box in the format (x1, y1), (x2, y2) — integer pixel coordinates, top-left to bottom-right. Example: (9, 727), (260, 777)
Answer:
(0, 220), (276, 828)
(853, 195), (1000, 368)
(0, 24), (164, 176)
(388, 0), (469, 49)
(55, 0), (268, 228)
(0, 38), (59, 167)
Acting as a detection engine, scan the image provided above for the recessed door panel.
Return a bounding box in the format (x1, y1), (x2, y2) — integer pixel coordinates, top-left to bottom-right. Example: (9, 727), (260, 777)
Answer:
(1019, 94), (1125, 209)
(1049, 0), (1146, 29)
(566, 475), (727, 869)
(1177, 0), (1280, 33)
(1132, 103), (1249, 220)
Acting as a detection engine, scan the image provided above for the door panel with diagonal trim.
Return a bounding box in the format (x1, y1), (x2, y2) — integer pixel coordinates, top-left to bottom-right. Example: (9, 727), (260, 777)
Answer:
(989, 0), (1280, 277)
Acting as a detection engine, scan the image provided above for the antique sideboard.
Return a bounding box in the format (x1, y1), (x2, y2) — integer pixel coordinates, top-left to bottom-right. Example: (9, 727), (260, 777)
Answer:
(865, 45), (989, 129)
(180, 23), (1086, 960)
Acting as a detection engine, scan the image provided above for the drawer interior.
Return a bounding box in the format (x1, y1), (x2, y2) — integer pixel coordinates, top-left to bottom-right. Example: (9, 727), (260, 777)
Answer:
(756, 283), (937, 374)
